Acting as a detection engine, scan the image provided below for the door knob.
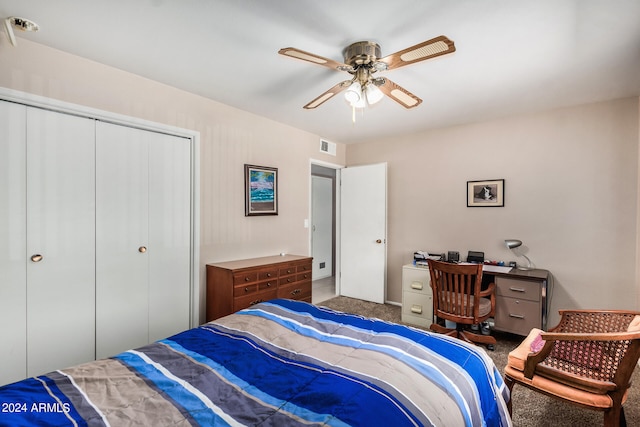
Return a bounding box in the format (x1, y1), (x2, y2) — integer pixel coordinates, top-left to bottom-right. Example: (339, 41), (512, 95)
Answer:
(376, 239), (382, 244)
(31, 254), (43, 262)
(138, 246), (147, 253)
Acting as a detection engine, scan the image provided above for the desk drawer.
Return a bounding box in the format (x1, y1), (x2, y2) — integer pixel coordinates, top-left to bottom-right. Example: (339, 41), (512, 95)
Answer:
(402, 267), (430, 294)
(496, 277), (540, 302)
(401, 291), (433, 328)
(495, 297), (540, 336)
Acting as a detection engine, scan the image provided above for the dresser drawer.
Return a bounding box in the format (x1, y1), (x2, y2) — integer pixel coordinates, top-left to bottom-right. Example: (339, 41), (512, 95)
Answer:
(297, 271), (312, 282)
(233, 272), (258, 285)
(495, 296), (541, 336)
(278, 281), (312, 300)
(279, 266), (297, 276)
(496, 277), (540, 302)
(258, 269), (277, 281)
(402, 267), (430, 294)
(233, 288), (279, 312)
(234, 283), (259, 297)
(297, 263), (312, 273)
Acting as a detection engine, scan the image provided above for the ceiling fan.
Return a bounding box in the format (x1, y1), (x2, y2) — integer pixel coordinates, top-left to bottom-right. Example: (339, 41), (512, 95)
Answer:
(278, 35), (455, 110)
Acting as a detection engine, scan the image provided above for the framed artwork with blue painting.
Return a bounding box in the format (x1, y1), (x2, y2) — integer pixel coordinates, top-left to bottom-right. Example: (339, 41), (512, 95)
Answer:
(245, 164), (278, 216)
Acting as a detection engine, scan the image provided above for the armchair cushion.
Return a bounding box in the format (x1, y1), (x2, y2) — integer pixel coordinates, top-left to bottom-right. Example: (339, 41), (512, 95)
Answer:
(508, 328), (543, 372)
(503, 365), (623, 410)
(627, 315), (640, 332)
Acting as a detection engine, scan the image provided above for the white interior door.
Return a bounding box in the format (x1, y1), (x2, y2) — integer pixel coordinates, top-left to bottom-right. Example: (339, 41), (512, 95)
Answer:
(26, 108), (96, 375)
(96, 122), (149, 359)
(0, 101), (27, 385)
(339, 163), (387, 304)
(148, 132), (191, 342)
(312, 175), (333, 279)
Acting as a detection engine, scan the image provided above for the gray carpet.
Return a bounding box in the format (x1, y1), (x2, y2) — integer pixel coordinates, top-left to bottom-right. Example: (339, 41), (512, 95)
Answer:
(319, 296), (640, 427)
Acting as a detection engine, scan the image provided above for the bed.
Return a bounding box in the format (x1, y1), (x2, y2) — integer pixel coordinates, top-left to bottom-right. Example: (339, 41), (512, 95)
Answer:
(0, 299), (511, 426)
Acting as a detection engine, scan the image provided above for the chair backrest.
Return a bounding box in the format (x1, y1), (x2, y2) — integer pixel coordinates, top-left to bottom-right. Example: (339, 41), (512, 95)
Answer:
(537, 310), (640, 391)
(427, 259), (489, 325)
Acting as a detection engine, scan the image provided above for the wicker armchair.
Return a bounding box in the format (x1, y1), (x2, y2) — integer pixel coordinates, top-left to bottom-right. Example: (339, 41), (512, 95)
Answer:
(504, 310), (640, 426)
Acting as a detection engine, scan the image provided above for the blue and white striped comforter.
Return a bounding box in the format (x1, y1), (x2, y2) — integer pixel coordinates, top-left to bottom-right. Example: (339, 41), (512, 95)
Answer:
(0, 299), (511, 426)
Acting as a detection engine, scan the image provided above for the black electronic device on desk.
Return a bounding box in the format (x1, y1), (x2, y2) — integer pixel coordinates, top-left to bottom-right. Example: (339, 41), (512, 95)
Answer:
(447, 251), (459, 263)
(467, 251), (484, 264)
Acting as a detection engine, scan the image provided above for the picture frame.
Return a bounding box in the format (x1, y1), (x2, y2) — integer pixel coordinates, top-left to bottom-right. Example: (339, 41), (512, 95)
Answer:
(245, 164), (278, 216)
(467, 179), (504, 207)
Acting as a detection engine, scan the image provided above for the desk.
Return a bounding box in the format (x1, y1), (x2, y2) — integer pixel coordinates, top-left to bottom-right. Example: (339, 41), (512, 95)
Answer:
(401, 264), (550, 336)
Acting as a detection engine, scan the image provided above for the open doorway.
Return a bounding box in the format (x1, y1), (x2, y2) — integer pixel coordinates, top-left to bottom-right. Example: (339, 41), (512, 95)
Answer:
(311, 163), (337, 303)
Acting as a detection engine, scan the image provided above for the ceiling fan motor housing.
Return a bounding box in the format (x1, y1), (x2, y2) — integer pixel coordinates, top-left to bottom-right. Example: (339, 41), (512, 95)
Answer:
(343, 41), (381, 66)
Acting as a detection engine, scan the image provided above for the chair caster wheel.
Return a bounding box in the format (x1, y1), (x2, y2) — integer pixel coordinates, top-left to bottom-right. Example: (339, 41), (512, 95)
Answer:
(486, 344), (495, 351)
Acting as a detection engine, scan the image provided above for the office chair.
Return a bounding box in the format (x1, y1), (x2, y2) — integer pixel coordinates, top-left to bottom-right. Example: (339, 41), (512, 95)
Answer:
(427, 259), (496, 350)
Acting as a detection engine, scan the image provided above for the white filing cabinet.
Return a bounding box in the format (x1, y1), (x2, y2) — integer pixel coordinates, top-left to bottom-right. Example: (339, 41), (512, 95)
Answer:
(401, 264), (433, 328)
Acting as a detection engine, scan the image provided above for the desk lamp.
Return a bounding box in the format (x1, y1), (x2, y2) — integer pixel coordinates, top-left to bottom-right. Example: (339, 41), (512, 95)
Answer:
(504, 239), (533, 270)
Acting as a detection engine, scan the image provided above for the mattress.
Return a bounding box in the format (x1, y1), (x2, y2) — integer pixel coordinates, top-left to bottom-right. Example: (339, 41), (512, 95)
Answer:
(0, 299), (511, 426)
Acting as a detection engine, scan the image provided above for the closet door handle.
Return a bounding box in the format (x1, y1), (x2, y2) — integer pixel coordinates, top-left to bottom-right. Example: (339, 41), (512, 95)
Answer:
(138, 246), (147, 253)
(31, 254), (43, 262)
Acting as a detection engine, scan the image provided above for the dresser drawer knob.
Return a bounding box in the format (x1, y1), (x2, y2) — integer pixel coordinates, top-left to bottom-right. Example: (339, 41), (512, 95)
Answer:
(266, 282), (272, 287)
(244, 287), (250, 292)
(287, 278), (292, 283)
(411, 282), (423, 290)
(249, 299), (264, 306)
(410, 305), (423, 314)
(245, 277), (250, 282)
(290, 288), (301, 295)
(287, 269), (292, 274)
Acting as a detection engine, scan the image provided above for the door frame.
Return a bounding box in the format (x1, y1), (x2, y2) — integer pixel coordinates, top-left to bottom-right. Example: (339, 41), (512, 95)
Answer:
(309, 159), (344, 296)
(0, 87), (201, 329)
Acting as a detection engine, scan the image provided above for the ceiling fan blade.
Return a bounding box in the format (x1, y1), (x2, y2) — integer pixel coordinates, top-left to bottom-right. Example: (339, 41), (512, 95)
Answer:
(278, 47), (351, 71)
(377, 79), (423, 109)
(379, 36), (455, 70)
(303, 80), (352, 109)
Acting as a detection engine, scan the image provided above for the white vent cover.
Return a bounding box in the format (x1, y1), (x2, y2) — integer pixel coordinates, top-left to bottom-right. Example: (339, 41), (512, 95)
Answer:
(319, 139), (336, 156)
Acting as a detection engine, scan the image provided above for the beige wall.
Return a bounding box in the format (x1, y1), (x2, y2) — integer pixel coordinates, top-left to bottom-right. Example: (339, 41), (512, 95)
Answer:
(0, 40), (346, 323)
(2, 40), (639, 328)
(347, 97), (640, 326)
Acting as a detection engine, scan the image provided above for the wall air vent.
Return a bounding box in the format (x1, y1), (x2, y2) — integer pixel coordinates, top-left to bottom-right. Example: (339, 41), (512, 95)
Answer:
(319, 138), (336, 156)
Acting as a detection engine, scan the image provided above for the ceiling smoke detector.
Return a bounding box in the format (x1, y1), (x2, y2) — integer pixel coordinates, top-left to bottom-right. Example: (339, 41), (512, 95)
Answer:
(4, 16), (40, 47)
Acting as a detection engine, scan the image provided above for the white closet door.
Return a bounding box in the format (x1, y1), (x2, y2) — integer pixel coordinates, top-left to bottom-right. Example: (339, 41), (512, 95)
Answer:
(148, 133), (191, 342)
(96, 122), (150, 359)
(26, 108), (96, 376)
(0, 101), (27, 385)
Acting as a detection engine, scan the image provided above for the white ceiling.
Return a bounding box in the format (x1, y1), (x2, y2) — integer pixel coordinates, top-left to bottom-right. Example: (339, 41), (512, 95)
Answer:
(1, 0), (639, 144)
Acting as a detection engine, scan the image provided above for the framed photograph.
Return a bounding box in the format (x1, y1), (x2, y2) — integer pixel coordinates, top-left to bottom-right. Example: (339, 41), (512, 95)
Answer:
(245, 164), (278, 216)
(467, 179), (504, 207)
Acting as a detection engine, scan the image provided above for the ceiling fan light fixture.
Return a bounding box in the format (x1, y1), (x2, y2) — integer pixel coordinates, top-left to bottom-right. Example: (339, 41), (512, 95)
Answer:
(344, 81), (362, 105)
(365, 83), (384, 105)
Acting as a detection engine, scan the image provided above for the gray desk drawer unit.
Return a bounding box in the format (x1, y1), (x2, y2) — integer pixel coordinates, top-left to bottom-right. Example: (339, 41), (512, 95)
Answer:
(493, 270), (549, 336)
(401, 264), (433, 328)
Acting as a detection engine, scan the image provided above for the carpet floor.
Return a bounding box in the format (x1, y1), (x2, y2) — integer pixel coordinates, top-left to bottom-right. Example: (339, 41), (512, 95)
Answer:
(319, 296), (640, 427)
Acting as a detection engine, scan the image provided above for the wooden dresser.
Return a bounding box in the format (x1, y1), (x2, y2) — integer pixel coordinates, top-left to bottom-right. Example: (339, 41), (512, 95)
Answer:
(206, 254), (312, 321)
